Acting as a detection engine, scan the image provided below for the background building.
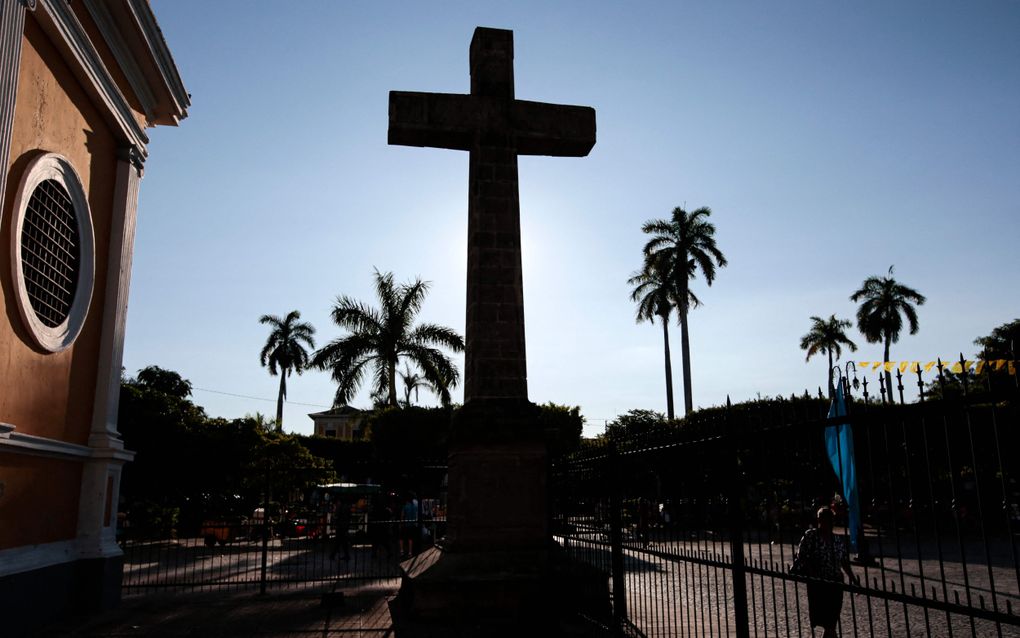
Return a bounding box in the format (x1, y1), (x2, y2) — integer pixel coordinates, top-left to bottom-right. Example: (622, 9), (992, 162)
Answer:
(0, 1), (187, 632)
(309, 406), (367, 441)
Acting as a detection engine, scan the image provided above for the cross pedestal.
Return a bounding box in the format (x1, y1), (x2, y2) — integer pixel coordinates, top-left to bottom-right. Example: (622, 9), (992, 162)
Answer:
(388, 27), (600, 631)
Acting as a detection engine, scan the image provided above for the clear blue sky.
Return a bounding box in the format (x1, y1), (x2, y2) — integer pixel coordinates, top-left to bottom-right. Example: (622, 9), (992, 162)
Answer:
(126, 1), (1020, 437)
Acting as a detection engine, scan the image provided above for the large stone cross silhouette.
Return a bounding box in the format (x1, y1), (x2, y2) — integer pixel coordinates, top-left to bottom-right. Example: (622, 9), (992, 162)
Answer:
(389, 27), (595, 405)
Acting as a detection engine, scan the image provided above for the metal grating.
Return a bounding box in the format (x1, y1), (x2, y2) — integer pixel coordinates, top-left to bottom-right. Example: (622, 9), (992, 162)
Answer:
(20, 179), (80, 328)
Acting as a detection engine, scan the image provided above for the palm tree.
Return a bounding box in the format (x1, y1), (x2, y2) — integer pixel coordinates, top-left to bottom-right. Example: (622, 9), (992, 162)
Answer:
(628, 256), (700, 420)
(259, 310), (316, 431)
(850, 266), (926, 398)
(312, 270), (464, 408)
(641, 206), (727, 415)
(800, 315), (858, 397)
(399, 363), (423, 407)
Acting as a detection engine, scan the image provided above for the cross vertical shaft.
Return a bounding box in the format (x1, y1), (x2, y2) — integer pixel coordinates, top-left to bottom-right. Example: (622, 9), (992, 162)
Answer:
(389, 27), (595, 410)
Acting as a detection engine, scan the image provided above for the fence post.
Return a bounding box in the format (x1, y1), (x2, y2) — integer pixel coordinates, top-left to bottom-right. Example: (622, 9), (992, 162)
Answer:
(260, 468), (270, 596)
(725, 398), (751, 638)
(608, 441), (628, 628)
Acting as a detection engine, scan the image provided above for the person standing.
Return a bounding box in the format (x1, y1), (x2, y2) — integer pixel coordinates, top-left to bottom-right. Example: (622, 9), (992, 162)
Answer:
(399, 493), (419, 558)
(793, 507), (860, 637)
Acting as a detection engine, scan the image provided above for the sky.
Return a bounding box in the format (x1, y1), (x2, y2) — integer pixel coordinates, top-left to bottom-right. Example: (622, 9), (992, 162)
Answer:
(125, 2), (1020, 438)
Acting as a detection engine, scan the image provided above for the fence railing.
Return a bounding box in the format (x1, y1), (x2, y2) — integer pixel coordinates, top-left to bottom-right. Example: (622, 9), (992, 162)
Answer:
(121, 517), (444, 595)
(553, 363), (1020, 638)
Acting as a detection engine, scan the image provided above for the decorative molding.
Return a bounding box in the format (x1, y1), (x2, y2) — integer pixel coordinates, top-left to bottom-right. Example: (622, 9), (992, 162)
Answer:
(9, 152), (96, 352)
(0, 0), (27, 230)
(33, 0), (149, 158)
(0, 429), (93, 459)
(124, 0), (188, 121)
(81, 0), (156, 122)
(0, 422), (134, 462)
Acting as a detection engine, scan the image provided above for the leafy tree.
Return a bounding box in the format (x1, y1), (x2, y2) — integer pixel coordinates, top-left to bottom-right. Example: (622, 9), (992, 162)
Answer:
(259, 310), (316, 430)
(800, 315), (858, 397)
(537, 402), (585, 458)
(244, 412), (276, 434)
(641, 206), (727, 415)
(135, 365), (193, 399)
(605, 408), (668, 440)
(850, 266), (926, 398)
(975, 318), (1020, 396)
(313, 270), (464, 408)
(925, 319), (1020, 400)
(629, 256), (699, 420)
(975, 318), (1020, 361)
(118, 366), (335, 537)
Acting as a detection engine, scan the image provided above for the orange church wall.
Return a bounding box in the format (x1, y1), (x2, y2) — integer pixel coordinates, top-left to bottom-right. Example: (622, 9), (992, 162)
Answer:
(0, 16), (117, 447)
(0, 453), (82, 550)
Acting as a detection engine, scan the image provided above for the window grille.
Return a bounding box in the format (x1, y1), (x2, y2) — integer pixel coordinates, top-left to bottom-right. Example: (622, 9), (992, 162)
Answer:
(20, 179), (81, 328)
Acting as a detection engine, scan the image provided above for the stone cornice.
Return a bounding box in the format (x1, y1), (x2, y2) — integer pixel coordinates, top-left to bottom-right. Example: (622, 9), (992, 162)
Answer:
(81, 0), (157, 122)
(34, 0), (150, 159)
(123, 0), (189, 123)
(0, 424), (134, 462)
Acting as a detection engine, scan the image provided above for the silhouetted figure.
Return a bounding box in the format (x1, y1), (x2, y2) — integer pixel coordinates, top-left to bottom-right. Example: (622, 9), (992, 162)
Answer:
(399, 493), (419, 558)
(331, 498), (351, 562)
(369, 497), (393, 560)
(793, 507), (859, 638)
(637, 497), (652, 547)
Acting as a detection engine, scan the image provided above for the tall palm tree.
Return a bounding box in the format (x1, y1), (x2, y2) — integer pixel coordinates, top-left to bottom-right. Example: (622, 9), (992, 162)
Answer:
(800, 315), (858, 397)
(628, 256), (700, 420)
(259, 310), (316, 431)
(312, 270), (464, 408)
(850, 266), (926, 398)
(641, 206), (727, 415)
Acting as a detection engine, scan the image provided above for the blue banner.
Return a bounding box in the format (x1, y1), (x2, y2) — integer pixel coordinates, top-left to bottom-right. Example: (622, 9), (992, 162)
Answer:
(825, 379), (860, 552)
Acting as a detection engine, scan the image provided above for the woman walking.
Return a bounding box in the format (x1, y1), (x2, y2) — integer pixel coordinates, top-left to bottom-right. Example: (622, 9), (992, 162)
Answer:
(793, 507), (859, 637)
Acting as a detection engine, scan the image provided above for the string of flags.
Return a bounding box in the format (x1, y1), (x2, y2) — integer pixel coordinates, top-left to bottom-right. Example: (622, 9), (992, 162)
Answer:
(854, 360), (1017, 375)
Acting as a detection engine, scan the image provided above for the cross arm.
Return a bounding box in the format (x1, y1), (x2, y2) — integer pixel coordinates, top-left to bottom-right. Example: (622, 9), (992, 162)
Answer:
(512, 100), (596, 157)
(389, 91), (477, 151)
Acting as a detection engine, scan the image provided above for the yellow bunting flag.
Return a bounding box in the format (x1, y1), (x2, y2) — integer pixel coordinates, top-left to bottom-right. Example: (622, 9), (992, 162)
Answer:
(899, 362), (910, 373)
(975, 361), (985, 374)
(873, 362), (883, 371)
(858, 362), (870, 369)
(924, 362), (936, 373)
(950, 362), (962, 374)
(884, 362), (895, 372)
(1010, 361), (1016, 376)
(995, 360), (1007, 371)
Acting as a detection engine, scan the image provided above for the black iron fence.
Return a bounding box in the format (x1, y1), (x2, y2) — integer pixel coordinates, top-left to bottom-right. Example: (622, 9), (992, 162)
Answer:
(121, 516), (445, 595)
(552, 361), (1020, 637)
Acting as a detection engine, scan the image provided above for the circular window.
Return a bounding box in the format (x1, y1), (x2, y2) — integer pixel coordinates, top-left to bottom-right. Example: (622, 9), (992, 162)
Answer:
(10, 153), (95, 352)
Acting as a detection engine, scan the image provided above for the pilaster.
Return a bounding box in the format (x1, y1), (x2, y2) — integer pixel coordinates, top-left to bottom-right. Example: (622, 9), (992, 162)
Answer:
(77, 147), (141, 561)
(89, 146), (142, 450)
(0, 0), (28, 225)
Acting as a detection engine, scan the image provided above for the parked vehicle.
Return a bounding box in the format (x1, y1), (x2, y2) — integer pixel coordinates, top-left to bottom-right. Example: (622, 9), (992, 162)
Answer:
(199, 517), (248, 546)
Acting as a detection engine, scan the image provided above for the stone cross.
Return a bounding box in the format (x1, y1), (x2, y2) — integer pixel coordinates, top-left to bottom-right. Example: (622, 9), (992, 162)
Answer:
(389, 27), (595, 405)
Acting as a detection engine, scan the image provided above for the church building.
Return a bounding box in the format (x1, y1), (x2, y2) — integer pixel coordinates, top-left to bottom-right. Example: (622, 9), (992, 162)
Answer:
(0, 0), (188, 632)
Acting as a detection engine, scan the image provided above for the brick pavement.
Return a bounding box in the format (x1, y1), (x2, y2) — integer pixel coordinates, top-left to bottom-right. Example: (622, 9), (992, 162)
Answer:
(36, 583), (396, 638)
